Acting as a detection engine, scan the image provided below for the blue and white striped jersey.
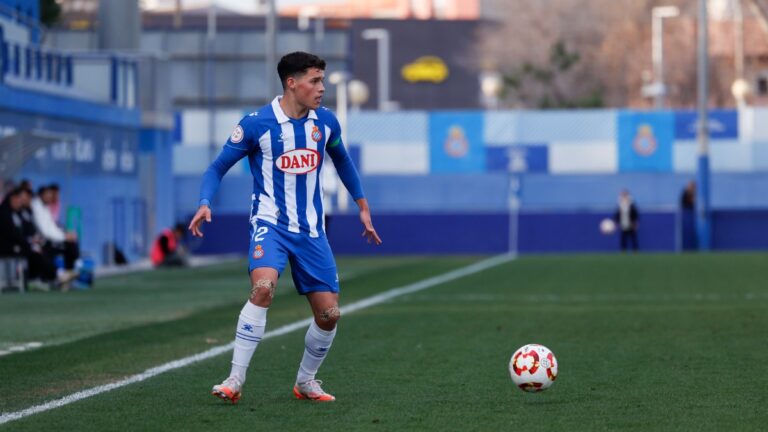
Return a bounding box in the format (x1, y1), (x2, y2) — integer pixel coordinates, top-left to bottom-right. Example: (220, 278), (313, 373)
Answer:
(199, 97), (364, 238)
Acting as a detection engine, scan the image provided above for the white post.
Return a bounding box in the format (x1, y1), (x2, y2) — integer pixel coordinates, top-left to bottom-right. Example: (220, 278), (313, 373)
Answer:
(362, 28), (393, 111)
(652, 12), (663, 108)
(696, 0), (711, 250)
(265, 0), (277, 101)
(651, 6), (679, 109)
(336, 76), (349, 211)
(206, 2), (217, 164)
(733, 0), (748, 108)
(328, 71), (350, 212)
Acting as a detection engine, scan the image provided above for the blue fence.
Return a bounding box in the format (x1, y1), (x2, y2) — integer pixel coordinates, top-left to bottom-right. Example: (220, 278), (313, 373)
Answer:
(712, 210), (768, 250)
(181, 208), (768, 256)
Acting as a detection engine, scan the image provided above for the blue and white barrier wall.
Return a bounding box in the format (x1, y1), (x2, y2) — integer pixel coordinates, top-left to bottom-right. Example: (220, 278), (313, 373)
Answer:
(173, 107), (768, 254)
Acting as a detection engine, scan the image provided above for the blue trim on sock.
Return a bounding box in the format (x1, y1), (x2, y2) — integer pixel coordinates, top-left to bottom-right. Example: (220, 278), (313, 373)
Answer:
(305, 346), (327, 358)
(236, 332), (262, 342)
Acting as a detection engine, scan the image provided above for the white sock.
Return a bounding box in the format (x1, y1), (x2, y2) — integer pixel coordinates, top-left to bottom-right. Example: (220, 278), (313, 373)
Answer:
(229, 301), (268, 383)
(296, 321), (336, 384)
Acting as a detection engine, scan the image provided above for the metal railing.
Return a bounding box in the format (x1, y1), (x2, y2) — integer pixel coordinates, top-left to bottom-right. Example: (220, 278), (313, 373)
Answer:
(0, 2), (42, 43)
(1, 23), (138, 108)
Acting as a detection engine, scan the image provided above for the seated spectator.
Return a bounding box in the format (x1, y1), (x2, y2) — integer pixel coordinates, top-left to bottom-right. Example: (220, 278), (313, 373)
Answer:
(151, 223), (189, 268)
(31, 185), (80, 272)
(0, 187), (28, 257)
(0, 179), (14, 202)
(0, 187), (58, 288)
(17, 181), (40, 246)
(47, 183), (62, 223)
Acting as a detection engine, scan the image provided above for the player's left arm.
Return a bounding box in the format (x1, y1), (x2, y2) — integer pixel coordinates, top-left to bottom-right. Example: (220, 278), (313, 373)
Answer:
(354, 196), (382, 245)
(325, 118), (382, 245)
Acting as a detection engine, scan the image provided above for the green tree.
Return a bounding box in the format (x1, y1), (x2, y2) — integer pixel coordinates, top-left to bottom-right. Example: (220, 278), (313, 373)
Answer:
(40, 0), (61, 27)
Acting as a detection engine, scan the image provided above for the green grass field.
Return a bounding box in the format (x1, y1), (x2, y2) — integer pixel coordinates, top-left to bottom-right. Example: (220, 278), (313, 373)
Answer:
(1, 253), (767, 431)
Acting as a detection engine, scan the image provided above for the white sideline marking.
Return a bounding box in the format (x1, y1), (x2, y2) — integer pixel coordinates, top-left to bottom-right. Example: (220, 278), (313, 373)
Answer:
(0, 254), (515, 425)
(0, 342), (44, 357)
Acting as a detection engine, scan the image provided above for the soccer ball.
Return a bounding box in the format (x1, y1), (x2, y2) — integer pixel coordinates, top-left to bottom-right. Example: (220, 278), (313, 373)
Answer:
(509, 344), (558, 392)
(599, 218), (616, 235)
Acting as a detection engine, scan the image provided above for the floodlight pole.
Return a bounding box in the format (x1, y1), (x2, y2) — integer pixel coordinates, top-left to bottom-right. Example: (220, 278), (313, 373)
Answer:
(328, 71), (349, 212)
(266, 0), (277, 101)
(696, 0), (712, 250)
(298, 7), (324, 55)
(328, 71), (349, 144)
(651, 6), (679, 109)
(206, 2), (217, 164)
(362, 28), (393, 111)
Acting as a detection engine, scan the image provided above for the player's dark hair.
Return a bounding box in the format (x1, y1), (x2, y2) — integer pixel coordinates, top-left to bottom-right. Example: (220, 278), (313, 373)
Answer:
(277, 52), (326, 90)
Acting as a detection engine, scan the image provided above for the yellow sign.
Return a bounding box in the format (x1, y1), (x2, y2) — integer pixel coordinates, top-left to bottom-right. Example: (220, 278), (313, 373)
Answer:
(401, 56), (449, 83)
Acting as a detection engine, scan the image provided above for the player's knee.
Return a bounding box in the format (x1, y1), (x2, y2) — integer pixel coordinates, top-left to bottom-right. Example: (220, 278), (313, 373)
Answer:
(250, 279), (276, 301)
(318, 304), (340, 324)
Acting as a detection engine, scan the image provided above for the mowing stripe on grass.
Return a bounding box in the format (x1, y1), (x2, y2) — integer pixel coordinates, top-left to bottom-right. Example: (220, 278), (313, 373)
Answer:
(398, 292), (768, 303)
(0, 253), (515, 426)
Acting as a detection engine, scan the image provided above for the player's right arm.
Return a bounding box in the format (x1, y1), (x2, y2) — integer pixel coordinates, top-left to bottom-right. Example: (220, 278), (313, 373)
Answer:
(189, 119), (253, 237)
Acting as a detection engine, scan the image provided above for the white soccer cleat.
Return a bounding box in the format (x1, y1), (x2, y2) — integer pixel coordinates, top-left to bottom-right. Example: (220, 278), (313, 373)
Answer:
(293, 379), (336, 402)
(212, 376), (242, 404)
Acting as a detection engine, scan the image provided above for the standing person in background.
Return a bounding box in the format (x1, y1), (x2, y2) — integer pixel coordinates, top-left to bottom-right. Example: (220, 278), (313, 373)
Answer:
(680, 180), (696, 210)
(188, 51), (381, 405)
(680, 180), (697, 251)
(614, 189), (639, 252)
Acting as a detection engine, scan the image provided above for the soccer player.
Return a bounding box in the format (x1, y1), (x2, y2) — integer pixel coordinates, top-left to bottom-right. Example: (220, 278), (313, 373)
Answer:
(188, 51), (382, 404)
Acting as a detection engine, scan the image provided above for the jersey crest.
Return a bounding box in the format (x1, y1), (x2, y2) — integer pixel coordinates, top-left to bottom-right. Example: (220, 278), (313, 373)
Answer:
(310, 125), (323, 143)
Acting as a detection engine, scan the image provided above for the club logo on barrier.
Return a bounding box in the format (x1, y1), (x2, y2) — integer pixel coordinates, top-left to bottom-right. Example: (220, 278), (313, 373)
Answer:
(253, 244), (264, 259)
(444, 125), (469, 158)
(633, 124), (657, 157)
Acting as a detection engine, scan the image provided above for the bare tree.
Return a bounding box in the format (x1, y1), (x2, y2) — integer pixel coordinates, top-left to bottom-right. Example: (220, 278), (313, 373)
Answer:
(476, 0), (741, 108)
